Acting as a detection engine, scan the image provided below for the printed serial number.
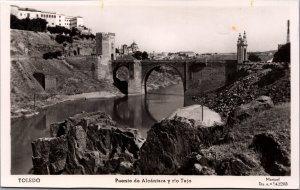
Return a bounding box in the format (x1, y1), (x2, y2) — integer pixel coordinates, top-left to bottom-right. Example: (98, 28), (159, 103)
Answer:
(272, 182), (288, 186)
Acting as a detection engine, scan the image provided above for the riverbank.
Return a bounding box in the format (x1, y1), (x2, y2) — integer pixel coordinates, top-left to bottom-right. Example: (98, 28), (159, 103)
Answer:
(11, 91), (123, 119)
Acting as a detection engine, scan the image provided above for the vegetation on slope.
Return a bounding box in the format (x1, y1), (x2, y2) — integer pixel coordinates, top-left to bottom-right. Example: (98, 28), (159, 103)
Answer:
(190, 62), (291, 175)
(11, 15), (47, 32)
(193, 63), (290, 118)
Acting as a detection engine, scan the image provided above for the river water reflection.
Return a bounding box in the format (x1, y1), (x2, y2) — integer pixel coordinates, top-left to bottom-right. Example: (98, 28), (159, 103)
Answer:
(11, 83), (195, 174)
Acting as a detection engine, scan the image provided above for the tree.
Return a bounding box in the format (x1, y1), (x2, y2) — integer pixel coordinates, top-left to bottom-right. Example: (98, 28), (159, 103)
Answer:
(142, 51), (149, 60)
(47, 26), (71, 35)
(273, 43), (290, 63)
(248, 53), (261, 62)
(55, 34), (73, 44)
(70, 27), (80, 37)
(10, 15), (47, 32)
(132, 51), (143, 60)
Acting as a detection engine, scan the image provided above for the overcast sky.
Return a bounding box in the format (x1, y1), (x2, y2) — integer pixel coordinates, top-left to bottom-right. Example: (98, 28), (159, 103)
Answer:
(14, 1), (291, 53)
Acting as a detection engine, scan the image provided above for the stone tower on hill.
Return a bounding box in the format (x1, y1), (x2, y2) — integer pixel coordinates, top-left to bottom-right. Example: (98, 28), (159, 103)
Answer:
(237, 31), (248, 64)
(96, 32), (116, 60)
(93, 32), (116, 81)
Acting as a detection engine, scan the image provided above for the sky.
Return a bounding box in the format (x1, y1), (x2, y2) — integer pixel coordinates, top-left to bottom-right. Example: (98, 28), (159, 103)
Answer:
(13, 0), (292, 53)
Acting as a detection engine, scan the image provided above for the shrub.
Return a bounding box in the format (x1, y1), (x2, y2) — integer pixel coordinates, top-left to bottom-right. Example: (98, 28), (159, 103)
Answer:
(55, 34), (73, 44)
(273, 43), (290, 63)
(43, 51), (62, 59)
(248, 53), (261, 62)
(47, 25), (71, 35)
(79, 33), (96, 40)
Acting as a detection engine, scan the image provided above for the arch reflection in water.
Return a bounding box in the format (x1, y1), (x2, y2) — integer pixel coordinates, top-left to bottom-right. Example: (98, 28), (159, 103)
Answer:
(112, 82), (185, 136)
(145, 83), (184, 121)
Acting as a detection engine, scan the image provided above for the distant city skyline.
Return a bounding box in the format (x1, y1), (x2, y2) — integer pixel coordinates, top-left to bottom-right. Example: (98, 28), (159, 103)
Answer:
(11, 1), (291, 53)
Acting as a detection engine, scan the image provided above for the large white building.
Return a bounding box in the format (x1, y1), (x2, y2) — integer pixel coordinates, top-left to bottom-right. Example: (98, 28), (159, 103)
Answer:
(70, 16), (84, 28)
(10, 5), (84, 29)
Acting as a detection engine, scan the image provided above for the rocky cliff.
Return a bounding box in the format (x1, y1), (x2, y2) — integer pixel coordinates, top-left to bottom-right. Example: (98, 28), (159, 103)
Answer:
(32, 111), (145, 174)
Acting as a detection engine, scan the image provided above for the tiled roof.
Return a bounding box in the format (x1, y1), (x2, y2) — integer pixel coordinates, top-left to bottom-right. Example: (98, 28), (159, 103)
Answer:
(19, 7), (40, 12)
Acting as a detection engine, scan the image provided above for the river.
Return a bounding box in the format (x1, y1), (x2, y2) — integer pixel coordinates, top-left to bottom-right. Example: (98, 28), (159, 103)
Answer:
(11, 82), (199, 174)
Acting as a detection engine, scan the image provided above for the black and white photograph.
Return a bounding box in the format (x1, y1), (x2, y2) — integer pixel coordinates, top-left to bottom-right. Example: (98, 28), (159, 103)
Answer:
(0, 0), (299, 188)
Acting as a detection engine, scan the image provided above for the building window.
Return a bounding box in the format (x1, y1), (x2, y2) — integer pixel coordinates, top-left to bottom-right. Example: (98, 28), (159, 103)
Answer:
(27, 13), (30, 17)
(59, 24), (61, 25)
(52, 23), (54, 25)
(20, 13), (22, 16)
(59, 16), (61, 18)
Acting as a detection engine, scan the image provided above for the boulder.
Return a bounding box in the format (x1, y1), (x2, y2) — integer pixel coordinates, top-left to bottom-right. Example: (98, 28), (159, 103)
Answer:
(31, 111), (145, 174)
(227, 96), (274, 125)
(140, 113), (225, 174)
(167, 104), (224, 127)
(31, 136), (68, 174)
(250, 132), (290, 175)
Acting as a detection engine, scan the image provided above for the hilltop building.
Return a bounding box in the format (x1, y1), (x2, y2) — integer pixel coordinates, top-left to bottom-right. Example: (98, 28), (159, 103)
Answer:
(70, 16), (84, 28)
(10, 5), (84, 29)
(237, 31), (248, 64)
(119, 42), (139, 55)
(178, 51), (195, 58)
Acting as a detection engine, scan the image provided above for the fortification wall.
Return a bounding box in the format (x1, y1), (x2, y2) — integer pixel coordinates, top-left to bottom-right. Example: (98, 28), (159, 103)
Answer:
(187, 64), (226, 95)
(45, 75), (57, 92)
(65, 56), (96, 78)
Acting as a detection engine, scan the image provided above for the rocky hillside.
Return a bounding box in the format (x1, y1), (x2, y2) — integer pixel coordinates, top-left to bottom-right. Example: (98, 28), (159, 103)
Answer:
(10, 29), (119, 117)
(193, 63), (290, 118)
(11, 29), (95, 57)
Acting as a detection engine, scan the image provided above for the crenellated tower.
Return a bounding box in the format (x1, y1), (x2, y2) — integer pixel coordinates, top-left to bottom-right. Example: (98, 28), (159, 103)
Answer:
(93, 32), (116, 81)
(237, 31), (248, 64)
(96, 32), (116, 60)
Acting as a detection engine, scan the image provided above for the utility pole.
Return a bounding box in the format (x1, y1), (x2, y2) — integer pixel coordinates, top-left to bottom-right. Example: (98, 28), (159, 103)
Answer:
(34, 92), (36, 111)
(201, 70), (203, 121)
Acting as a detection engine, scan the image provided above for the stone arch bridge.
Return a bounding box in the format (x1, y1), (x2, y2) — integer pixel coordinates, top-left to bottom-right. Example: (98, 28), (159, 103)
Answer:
(89, 55), (236, 95)
(90, 33), (237, 94)
(111, 59), (207, 94)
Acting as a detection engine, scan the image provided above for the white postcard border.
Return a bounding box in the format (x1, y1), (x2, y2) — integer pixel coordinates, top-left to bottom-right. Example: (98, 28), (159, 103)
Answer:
(1, 0), (299, 188)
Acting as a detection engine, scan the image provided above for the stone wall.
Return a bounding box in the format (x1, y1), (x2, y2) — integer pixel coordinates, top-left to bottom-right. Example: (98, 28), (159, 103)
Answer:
(128, 60), (143, 94)
(45, 75), (57, 92)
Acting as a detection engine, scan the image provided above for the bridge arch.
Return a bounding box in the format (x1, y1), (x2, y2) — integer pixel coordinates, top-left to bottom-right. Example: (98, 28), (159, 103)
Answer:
(142, 64), (185, 94)
(112, 65), (130, 94)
